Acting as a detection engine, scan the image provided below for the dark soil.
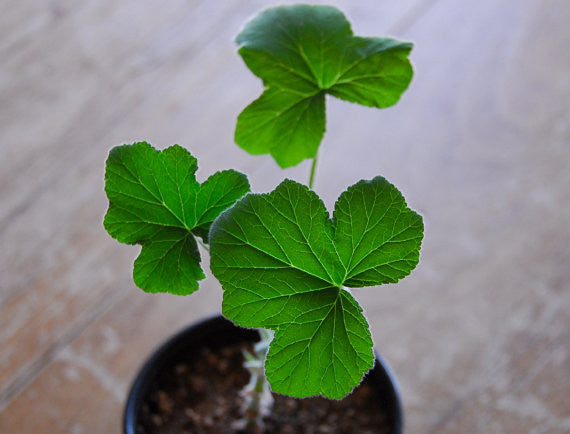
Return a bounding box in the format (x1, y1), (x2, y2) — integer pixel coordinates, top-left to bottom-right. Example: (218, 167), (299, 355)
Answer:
(137, 342), (391, 433)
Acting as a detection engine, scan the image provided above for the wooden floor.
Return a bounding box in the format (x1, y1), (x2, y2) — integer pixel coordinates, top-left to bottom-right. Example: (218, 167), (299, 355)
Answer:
(1, 0), (569, 432)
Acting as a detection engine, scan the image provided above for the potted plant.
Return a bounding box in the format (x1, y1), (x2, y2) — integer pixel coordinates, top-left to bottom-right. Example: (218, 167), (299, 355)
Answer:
(104, 4), (423, 433)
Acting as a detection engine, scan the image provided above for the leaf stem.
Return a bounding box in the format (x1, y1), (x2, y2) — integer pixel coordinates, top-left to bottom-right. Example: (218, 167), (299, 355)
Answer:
(308, 154), (318, 189)
(235, 328), (274, 432)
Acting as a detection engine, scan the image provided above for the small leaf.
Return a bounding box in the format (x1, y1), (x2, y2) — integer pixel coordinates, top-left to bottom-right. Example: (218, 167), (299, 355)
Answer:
(209, 177), (423, 398)
(104, 142), (250, 295)
(235, 5), (413, 168)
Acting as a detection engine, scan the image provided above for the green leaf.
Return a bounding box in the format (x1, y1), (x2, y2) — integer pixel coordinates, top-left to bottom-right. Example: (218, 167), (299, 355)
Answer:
(235, 5), (413, 168)
(104, 141), (250, 295)
(235, 88), (326, 168)
(132, 228), (202, 295)
(210, 177), (423, 398)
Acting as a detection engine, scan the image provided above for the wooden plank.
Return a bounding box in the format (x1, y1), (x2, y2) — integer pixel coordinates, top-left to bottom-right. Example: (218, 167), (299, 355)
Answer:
(0, 279), (223, 433)
(2, 0), (569, 432)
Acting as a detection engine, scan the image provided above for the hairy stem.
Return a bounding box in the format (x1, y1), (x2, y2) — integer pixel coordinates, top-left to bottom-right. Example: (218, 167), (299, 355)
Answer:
(236, 328), (274, 432)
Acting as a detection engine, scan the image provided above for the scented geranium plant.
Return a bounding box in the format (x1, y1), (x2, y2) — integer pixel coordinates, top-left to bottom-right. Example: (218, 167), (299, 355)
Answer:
(104, 4), (423, 430)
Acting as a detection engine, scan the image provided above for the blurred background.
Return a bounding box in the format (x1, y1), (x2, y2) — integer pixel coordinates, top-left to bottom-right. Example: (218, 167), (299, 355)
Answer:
(1, 0), (569, 432)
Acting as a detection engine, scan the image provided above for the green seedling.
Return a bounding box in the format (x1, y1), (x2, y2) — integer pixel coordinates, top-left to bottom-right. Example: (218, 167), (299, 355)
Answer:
(104, 4), (423, 431)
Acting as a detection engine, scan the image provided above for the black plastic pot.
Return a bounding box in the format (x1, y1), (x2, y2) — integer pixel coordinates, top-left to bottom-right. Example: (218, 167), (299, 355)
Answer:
(124, 315), (403, 433)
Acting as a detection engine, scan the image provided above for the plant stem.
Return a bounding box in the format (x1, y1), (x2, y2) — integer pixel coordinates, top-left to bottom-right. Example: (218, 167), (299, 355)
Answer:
(308, 154), (318, 189)
(236, 328), (274, 433)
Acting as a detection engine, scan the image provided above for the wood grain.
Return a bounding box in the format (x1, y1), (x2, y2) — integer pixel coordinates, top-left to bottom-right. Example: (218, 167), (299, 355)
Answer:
(1, 0), (569, 432)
